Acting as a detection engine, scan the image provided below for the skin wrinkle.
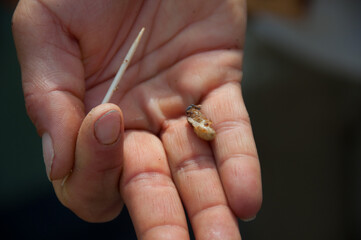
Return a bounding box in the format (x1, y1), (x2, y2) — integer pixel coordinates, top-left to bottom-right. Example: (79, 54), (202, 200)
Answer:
(18, 43), (84, 144)
(212, 118), (257, 165)
(112, 51), (243, 134)
(177, 170), (227, 215)
(141, 0), (218, 63)
(84, 1), (146, 88)
(22, 47), (84, 93)
(82, 20), (126, 87)
(173, 154), (215, 173)
(36, 0), (81, 59)
(121, 131), (172, 187)
(139, 216), (188, 239)
(82, 6), (244, 107)
(104, 47), (240, 115)
(157, 79), (185, 120)
(170, 53), (242, 105)
(125, 47), (239, 99)
(141, 90), (164, 133)
(84, 0), (242, 109)
(192, 205), (240, 240)
(60, 172), (122, 222)
(123, 171), (173, 190)
(141, 224), (189, 240)
(141, 0), (222, 63)
(24, 90), (85, 135)
(81, 153), (122, 174)
(213, 118), (251, 133)
(123, 174), (186, 236)
(44, 40), (81, 63)
(83, 1), (147, 91)
(214, 129), (258, 166)
(190, 203), (232, 222)
(17, 6), (84, 101)
(218, 153), (259, 170)
(24, 67), (85, 99)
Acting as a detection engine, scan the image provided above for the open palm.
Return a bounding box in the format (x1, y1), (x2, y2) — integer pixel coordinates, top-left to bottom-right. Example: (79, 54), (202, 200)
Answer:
(13, 0), (262, 239)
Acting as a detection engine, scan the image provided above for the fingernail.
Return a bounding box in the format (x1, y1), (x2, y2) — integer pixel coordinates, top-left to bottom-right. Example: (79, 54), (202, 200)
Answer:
(241, 215), (257, 222)
(94, 110), (121, 145)
(42, 132), (54, 181)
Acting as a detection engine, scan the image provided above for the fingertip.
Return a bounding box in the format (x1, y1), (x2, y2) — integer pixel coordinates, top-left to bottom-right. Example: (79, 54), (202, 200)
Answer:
(76, 103), (124, 170)
(222, 159), (263, 220)
(231, 186), (262, 221)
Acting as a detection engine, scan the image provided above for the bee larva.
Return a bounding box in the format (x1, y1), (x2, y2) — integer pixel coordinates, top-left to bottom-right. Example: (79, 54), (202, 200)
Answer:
(186, 104), (216, 141)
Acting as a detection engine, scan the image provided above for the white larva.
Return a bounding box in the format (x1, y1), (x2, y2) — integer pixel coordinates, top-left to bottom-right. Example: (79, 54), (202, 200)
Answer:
(186, 104), (216, 141)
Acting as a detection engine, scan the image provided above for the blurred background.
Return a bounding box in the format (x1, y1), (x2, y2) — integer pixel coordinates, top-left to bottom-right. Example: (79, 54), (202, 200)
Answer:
(1, 0), (360, 239)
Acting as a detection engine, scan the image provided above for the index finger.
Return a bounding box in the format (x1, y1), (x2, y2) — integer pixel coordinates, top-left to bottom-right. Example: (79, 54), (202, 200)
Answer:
(203, 81), (263, 220)
(12, 0), (84, 180)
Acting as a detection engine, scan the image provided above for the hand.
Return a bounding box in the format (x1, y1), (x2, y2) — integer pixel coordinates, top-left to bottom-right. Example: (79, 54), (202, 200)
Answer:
(13, 0), (262, 239)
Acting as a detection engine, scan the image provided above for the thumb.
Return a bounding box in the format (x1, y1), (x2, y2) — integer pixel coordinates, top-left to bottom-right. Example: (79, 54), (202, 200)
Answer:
(53, 104), (124, 222)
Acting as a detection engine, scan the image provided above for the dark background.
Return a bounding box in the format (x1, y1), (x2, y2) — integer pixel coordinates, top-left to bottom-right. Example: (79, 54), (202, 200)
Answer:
(1, 0), (361, 239)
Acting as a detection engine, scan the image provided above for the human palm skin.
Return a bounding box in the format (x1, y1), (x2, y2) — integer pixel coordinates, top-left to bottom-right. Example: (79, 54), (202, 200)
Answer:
(13, 0), (262, 239)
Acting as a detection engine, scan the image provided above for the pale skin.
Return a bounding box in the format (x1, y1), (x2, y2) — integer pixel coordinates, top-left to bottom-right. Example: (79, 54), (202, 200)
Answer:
(13, 0), (262, 239)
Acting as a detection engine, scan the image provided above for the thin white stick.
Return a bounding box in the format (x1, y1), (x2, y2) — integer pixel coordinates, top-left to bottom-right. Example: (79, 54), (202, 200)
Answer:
(102, 27), (145, 104)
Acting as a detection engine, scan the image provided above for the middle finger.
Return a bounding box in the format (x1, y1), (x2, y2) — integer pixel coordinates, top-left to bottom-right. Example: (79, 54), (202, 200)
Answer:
(161, 118), (241, 240)
(120, 130), (189, 240)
